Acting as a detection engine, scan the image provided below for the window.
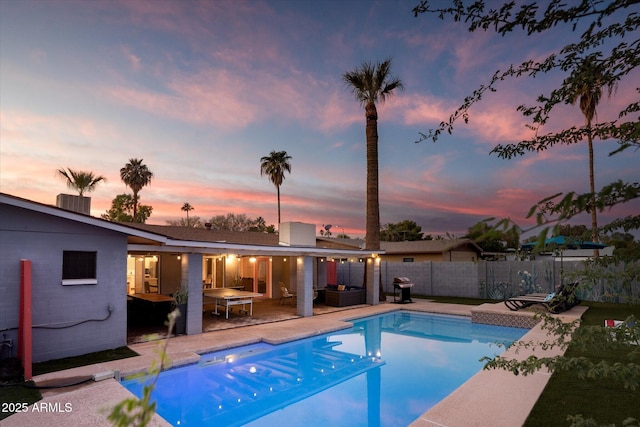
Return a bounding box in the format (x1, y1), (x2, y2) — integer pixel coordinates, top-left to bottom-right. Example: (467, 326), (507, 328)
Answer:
(402, 257), (414, 263)
(62, 251), (97, 285)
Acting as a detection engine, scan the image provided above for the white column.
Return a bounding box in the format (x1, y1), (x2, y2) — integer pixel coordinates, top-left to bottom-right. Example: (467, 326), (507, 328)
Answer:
(365, 256), (380, 305)
(181, 253), (203, 335)
(296, 256), (314, 317)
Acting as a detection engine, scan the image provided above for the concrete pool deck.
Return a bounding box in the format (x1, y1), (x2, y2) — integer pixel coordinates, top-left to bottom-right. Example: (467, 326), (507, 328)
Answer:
(4, 300), (587, 427)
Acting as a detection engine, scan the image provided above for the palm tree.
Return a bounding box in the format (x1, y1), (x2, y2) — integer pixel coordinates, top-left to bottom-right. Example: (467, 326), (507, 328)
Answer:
(57, 168), (106, 196)
(260, 151), (292, 225)
(120, 158), (153, 222)
(343, 58), (403, 251)
(569, 59), (616, 256)
(181, 202), (194, 226)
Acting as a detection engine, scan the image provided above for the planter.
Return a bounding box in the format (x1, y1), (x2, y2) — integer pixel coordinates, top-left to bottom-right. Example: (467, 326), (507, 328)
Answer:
(174, 303), (187, 335)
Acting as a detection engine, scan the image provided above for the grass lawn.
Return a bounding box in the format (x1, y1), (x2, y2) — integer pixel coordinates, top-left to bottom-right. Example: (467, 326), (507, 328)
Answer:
(524, 302), (640, 426)
(0, 346), (137, 421)
(31, 346), (137, 376)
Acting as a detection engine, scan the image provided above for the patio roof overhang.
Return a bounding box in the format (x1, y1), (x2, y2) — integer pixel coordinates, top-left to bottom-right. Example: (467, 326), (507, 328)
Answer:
(128, 240), (384, 259)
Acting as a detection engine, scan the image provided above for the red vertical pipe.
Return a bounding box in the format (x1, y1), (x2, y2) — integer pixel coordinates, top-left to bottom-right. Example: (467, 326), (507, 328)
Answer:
(19, 259), (33, 380)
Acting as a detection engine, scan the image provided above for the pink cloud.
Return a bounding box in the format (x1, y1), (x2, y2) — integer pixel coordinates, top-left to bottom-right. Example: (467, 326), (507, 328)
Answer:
(396, 94), (452, 127)
(120, 46), (141, 72)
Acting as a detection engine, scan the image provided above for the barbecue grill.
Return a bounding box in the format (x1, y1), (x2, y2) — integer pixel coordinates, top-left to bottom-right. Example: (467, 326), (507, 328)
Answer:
(393, 277), (414, 304)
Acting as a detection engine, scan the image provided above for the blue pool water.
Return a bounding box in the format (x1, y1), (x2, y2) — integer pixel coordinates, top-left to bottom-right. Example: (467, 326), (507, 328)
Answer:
(122, 312), (527, 426)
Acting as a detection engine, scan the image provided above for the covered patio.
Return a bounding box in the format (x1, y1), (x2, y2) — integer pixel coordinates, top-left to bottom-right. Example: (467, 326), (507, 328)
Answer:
(124, 222), (382, 340)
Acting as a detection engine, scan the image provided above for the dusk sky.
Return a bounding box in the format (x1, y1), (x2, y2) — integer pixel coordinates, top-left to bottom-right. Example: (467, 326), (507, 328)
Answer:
(1, 0), (638, 239)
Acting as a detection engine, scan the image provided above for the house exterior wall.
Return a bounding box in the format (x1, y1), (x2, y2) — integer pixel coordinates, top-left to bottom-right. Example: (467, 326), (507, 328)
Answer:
(381, 249), (479, 263)
(381, 253), (441, 263)
(443, 249), (479, 262)
(0, 204), (127, 362)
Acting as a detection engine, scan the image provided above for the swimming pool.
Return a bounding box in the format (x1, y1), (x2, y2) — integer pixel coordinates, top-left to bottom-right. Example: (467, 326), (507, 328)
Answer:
(122, 311), (528, 426)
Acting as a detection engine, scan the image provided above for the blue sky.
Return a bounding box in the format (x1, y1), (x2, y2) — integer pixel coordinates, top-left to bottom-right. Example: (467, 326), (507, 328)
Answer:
(1, 0), (637, 239)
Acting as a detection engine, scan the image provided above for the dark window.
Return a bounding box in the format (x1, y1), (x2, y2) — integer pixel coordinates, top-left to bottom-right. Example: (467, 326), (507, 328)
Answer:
(402, 257), (414, 263)
(62, 251), (97, 279)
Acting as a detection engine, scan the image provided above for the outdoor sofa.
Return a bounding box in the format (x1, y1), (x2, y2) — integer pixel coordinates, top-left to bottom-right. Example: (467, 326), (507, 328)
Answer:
(325, 285), (366, 307)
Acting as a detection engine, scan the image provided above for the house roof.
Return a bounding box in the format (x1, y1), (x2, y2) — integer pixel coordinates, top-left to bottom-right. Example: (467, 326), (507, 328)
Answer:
(1, 192), (166, 244)
(2, 193), (376, 257)
(316, 237), (483, 254)
(123, 223), (280, 246)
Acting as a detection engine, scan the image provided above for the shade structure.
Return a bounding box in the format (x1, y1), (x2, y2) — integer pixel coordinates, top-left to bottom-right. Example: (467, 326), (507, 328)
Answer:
(521, 235), (608, 251)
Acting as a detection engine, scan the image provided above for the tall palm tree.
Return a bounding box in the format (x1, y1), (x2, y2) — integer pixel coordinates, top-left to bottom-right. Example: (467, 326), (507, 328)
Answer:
(260, 150), (292, 226)
(181, 202), (194, 226)
(569, 59), (616, 257)
(343, 58), (403, 251)
(120, 158), (153, 222)
(57, 168), (106, 196)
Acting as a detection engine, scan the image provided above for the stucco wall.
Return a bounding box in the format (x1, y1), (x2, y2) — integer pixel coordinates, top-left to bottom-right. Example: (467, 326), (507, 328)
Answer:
(1, 204), (128, 362)
(381, 249), (480, 263)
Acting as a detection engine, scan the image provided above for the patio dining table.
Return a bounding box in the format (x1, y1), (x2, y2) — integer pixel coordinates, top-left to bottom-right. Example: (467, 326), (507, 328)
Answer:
(203, 288), (262, 319)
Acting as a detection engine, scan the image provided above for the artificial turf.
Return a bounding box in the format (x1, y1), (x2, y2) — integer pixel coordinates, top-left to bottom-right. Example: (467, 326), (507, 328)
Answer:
(524, 302), (640, 426)
(32, 346), (138, 376)
(0, 346), (138, 420)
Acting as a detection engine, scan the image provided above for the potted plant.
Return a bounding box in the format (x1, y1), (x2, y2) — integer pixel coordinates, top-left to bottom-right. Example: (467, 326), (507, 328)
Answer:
(172, 286), (188, 335)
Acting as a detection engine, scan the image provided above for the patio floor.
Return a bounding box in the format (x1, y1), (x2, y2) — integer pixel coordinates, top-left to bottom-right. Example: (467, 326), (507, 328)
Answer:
(5, 298), (587, 427)
(127, 297), (366, 344)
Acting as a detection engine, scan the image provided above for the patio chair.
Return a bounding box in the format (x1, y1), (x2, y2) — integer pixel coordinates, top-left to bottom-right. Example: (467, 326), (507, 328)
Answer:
(144, 281), (158, 293)
(279, 282), (296, 305)
(504, 282), (581, 314)
(605, 318), (639, 345)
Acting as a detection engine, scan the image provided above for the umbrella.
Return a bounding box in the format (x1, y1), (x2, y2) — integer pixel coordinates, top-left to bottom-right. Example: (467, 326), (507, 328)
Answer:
(520, 236), (607, 285)
(521, 236), (607, 251)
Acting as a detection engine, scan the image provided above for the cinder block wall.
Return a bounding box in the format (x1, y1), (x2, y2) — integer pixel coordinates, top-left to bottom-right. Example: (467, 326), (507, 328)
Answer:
(337, 260), (639, 302)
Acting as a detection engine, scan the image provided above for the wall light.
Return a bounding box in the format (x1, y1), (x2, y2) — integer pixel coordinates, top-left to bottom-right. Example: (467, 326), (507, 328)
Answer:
(249, 257), (256, 263)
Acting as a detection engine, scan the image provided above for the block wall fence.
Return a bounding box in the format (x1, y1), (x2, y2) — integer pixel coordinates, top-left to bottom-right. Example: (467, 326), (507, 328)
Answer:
(337, 260), (639, 302)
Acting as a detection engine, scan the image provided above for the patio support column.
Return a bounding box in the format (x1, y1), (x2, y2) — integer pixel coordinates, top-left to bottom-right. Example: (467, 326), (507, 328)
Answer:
(365, 256), (380, 305)
(296, 256), (313, 317)
(181, 253), (203, 335)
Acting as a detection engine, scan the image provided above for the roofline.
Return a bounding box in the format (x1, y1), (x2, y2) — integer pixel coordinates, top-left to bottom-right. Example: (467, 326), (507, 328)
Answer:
(129, 242), (382, 257)
(1, 192), (166, 243)
(3, 192), (383, 257)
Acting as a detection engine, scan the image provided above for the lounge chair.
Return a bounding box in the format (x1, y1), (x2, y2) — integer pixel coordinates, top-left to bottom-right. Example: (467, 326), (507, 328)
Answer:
(279, 282), (296, 305)
(504, 282), (581, 314)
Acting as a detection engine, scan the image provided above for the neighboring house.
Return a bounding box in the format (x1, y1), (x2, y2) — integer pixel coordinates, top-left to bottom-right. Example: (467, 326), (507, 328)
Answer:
(1, 193), (377, 363)
(317, 237), (483, 262)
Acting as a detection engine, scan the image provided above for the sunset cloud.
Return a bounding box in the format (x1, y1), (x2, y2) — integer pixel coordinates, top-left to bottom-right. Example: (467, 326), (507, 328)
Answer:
(2, 0), (637, 239)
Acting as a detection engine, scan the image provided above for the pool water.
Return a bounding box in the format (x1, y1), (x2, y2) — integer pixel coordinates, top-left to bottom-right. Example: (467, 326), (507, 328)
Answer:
(122, 312), (528, 426)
